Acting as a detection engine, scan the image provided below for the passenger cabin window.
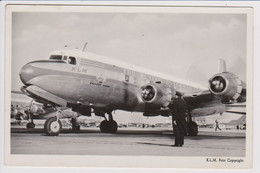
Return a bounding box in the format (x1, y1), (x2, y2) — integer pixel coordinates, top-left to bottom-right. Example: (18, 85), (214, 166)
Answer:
(63, 56), (68, 61)
(68, 56), (76, 65)
(125, 75), (129, 82)
(50, 55), (62, 60)
(134, 77), (137, 84)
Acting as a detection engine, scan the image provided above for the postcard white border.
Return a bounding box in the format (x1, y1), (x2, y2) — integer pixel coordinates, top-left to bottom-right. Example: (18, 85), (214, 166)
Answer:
(1, 1), (258, 172)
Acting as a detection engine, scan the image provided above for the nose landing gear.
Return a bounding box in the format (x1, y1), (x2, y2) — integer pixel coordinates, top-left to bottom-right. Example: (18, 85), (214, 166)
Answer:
(44, 108), (62, 136)
(44, 116), (62, 136)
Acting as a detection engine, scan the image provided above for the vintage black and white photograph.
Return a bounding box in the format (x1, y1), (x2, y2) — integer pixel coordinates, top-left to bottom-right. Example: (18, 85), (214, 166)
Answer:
(4, 4), (253, 168)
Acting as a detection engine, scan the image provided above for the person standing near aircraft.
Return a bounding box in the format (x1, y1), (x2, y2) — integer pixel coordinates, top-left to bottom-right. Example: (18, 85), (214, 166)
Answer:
(171, 93), (188, 147)
(215, 119), (222, 131)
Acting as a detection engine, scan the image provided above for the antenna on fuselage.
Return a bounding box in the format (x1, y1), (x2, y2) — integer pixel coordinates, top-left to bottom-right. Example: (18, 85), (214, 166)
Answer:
(82, 42), (88, 52)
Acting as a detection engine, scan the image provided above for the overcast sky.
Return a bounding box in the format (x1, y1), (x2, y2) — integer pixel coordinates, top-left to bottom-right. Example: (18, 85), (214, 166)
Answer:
(12, 12), (247, 91)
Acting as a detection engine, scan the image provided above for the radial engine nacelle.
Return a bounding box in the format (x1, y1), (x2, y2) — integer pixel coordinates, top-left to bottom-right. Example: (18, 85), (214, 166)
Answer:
(141, 83), (175, 108)
(209, 72), (246, 103)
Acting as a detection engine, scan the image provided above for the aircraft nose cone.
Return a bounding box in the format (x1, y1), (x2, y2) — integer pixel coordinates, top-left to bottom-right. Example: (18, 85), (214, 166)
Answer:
(19, 63), (35, 85)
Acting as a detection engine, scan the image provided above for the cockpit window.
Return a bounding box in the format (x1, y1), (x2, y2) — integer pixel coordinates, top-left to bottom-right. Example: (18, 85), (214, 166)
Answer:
(50, 55), (62, 60)
(68, 56), (76, 65)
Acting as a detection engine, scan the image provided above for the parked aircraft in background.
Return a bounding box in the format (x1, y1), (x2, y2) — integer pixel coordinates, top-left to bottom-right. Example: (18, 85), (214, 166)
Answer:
(18, 48), (246, 136)
(11, 91), (52, 128)
(11, 91), (80, 129)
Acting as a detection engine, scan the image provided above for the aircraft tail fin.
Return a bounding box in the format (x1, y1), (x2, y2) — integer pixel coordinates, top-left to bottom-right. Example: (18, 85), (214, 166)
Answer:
(218, 59), (226, 73)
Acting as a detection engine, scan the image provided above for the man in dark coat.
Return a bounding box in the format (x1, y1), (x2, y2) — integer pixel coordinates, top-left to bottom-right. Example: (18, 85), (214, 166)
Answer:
(171, 93), (188, 147)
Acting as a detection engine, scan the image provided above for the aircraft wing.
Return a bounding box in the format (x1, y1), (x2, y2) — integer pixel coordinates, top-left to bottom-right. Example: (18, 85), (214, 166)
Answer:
(182, 87), (246, 117)
(184, 90), (221, 109)
(141, 59), (246, 118)
(180, 60), (246, 117)
(225, 111), (246, 115)
(183, 90), (225, 117)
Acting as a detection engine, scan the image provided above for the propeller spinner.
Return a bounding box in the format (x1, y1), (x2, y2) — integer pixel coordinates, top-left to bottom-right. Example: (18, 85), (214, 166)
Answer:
(141, 85), (155, 102)
(209, 76), (226, 93)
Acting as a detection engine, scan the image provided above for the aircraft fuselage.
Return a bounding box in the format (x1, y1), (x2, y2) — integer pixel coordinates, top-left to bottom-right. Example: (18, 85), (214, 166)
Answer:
(19, 49), (203, 113)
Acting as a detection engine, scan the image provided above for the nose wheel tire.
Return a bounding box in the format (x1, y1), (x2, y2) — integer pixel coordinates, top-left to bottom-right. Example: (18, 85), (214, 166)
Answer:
(44, 117), (62, 136)
(100, 120), (118, 133)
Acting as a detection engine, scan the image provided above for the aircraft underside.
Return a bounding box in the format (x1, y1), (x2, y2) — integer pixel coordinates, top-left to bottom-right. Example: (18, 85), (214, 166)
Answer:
(20, 82), (201, 136)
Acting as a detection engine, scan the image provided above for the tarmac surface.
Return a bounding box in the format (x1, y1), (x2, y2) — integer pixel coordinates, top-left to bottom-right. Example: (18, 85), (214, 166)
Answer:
(10, 126), (246, 157)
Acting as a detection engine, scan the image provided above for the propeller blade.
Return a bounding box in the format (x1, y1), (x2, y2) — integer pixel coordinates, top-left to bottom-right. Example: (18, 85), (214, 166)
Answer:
(218, 59), (226, 73)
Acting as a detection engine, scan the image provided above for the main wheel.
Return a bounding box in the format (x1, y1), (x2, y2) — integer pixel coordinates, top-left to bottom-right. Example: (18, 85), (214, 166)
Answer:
(26, 122), (35, 129)
(100, 120), (118, 133)
(44, 117), (62, 136)
(109, 120), (118, 134)
(100, 120), (110, 133)
(75, 125), (80, 131)
(71, 118), (80, 131)
(72, 124), (80, 131)
(188, 121), (198, 136)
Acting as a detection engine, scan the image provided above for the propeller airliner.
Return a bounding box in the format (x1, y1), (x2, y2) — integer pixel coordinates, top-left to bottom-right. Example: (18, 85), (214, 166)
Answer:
(19, 48), (246, 136)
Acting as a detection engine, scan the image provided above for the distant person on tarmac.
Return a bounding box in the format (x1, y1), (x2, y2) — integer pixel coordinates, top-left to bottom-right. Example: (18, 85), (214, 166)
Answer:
(171, 93), (188, 147)
(215, 119), (222, 131)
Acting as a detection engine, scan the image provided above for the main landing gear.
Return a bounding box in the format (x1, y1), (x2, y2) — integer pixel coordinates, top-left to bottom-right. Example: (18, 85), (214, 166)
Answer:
(187, 121), (198, 136)
(187, 113), (198, 136)
(44, 108), (62, 136)
(71, 118), (80, 131)
(100, 112), (118, 133)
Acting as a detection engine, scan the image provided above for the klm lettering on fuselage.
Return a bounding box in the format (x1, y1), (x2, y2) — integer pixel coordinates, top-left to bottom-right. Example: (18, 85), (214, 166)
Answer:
(71, 66), (87, 74)
(71, 65), (110, 87)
